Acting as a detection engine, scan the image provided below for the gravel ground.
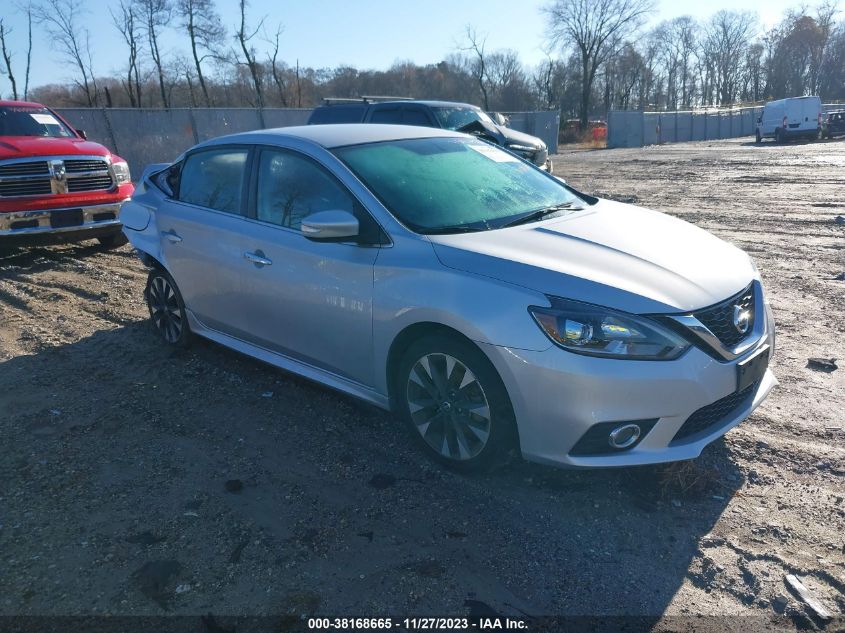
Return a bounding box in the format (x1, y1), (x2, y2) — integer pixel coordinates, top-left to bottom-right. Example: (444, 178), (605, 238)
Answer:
(0, 137), (843, 629)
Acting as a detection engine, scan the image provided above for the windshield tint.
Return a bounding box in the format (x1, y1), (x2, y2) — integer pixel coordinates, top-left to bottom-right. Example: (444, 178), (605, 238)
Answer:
(334, 137), (581, 233)
(0, 106), (75, 138)
(432, 107), (493, 130)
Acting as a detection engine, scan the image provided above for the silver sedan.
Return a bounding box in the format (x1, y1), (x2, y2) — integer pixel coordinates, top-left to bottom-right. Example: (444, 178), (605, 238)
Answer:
(122, 124), (776, 471)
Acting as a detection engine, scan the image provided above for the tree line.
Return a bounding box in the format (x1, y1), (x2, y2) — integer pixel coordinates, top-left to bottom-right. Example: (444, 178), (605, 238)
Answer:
(0, 0), (843, 126)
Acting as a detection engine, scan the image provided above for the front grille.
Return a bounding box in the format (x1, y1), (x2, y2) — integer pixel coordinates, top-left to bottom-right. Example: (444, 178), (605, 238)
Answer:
(66, 175), (113, 192)
(65, 158), (108, 173)
(671, 381), (759, 444)
(0, 157), (113, 197)
(0, 161), (49, 177)
(693, 284), (754, 349)
(0, 179), (52, 197)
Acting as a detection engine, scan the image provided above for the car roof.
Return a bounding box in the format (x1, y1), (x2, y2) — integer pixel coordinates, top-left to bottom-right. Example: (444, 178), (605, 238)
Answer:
(0, 99), (47, 108)
(375, 100), (480, 109)
(203, 123), (465, 150)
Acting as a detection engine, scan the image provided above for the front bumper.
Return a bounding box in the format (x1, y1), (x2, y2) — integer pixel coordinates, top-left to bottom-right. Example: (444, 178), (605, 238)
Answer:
(0, 201), (127, 245)
(480, 322), (776, 468)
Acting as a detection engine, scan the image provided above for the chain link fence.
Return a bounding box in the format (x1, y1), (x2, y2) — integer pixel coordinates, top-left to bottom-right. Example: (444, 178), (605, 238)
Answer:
(56, 108), (560, 176)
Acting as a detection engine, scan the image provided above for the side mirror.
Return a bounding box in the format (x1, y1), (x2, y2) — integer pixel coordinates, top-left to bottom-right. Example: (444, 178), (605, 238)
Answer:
(301, 210), (359, 241)
(76, 129), (87, 139)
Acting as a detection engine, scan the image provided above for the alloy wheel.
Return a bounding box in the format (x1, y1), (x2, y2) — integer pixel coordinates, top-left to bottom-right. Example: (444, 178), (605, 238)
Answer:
(405, 353), (492, 461)
(148, 275), (183, 343)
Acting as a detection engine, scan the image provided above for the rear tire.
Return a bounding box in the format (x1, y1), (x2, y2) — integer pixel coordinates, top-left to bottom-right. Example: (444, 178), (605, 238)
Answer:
(395, 333), (516, 472)
(145, 268), (191, 347)
(98, 232), (128, 249)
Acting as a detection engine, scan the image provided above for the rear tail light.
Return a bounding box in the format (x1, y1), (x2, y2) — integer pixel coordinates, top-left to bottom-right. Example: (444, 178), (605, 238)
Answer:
(819, 112), (823, 125)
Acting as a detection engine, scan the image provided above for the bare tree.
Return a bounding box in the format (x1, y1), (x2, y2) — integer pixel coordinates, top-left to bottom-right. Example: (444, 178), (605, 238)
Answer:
(22, 1), (33, 99)
(176, 0), (224, 106)
(0, 20), (18, 100)
(33, 0), (99, 105)
(265, 23), (288, 106)
(704, 11), (757, 105)
(235, 0), (265, 108)
(460, 25), (490, 110)
(111, 0), (143, 107)
(138, 0), (172, 108)
(543, 0), (656, 126)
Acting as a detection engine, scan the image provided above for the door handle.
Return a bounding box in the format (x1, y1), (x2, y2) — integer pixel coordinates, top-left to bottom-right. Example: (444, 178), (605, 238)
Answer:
(162, 230), (182, 243)
(244, 251), (272, 266)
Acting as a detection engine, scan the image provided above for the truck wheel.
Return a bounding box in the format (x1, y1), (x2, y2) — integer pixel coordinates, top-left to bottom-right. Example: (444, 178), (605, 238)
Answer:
(98, 232), (128, 249)
(755, 130), (762, 144)
(775, 128), (784, 144)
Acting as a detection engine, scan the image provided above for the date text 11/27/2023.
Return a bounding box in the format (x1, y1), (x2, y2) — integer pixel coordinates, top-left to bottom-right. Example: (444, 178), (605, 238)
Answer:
(306, 617), (529, 630)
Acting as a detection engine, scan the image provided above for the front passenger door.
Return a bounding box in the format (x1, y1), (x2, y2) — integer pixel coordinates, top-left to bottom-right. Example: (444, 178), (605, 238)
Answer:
(237, 148), (381, 386)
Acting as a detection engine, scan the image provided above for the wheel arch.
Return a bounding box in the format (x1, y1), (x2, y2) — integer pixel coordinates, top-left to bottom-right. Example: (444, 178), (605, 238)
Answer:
(385, 320), (522, 458)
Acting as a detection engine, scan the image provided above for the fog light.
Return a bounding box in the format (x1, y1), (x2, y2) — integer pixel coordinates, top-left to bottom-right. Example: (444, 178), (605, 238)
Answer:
(608, 423), (641, 449)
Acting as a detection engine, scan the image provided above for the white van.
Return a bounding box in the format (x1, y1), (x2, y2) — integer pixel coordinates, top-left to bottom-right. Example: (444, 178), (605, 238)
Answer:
(756, 96), (823, 143)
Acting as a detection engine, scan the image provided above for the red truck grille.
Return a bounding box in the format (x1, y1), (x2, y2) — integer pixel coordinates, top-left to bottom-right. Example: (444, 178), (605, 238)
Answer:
(0, 156), (114, 198)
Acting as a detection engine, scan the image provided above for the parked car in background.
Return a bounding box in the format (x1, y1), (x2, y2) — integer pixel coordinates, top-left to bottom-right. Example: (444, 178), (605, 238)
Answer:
(122, 124), (776, 472)
(823, 110), (845, 139)
(0, 100), (133, 248)
(755, 96), (823, 143)
(308, 98), (551, 171)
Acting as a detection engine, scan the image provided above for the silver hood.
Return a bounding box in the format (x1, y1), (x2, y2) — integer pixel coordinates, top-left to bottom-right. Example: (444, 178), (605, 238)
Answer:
(428, 199), (756, 314)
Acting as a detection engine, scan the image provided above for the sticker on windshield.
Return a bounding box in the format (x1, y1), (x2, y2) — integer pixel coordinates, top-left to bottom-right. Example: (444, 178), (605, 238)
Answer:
(468, 143), (520, 162)
(30, 113), (60, 126)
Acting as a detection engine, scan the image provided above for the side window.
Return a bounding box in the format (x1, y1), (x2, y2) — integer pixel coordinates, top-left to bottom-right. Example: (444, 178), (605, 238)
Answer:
(369, 108), (402, 124)
(178, 148), (248, 214)
(256, 150), (354, 230)
(403, 108), (432, 126)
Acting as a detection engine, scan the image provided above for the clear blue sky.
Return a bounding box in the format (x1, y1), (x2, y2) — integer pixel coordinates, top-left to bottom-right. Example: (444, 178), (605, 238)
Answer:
(0, 0), (803, 94)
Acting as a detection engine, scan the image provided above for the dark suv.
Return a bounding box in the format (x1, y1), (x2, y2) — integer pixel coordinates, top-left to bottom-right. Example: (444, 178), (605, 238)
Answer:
(308, 98), (551, 171)
(823, 110), (845, 139)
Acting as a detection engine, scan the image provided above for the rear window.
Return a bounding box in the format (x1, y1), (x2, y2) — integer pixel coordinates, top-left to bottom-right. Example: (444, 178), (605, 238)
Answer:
(178, 148), (248, 214)
(0, 106), (75, 138)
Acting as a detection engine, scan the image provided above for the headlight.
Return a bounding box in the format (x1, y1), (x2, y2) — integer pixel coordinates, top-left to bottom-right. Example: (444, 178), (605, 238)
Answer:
(111, 160), (131, 185)
(506, 143), (535, 153)
(529, 297), (690, 360)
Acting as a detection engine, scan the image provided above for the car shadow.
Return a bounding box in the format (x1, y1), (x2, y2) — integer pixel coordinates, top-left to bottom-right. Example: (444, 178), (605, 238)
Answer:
(1, 320), (748, 623)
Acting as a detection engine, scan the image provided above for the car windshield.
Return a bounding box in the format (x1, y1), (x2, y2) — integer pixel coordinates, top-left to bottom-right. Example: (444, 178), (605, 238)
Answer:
(432, 107), (494, 131)
(0, 105), (75, 138)
(334, 137), (581, 234)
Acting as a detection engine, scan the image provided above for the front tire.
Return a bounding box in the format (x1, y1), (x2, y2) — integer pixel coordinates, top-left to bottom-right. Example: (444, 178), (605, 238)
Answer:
(145, 268), (191, 347)
(396, 334), (516, 472)
(775, 128), (784, 144)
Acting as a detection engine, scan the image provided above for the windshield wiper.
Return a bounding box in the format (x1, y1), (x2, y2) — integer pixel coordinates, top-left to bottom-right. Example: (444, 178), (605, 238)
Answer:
(422, 225), (487, 235)
(500, 203), (582, 228)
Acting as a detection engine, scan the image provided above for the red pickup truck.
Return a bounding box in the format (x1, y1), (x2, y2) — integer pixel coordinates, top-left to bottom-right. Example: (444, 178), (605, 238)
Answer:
(0, 100), (134, 247)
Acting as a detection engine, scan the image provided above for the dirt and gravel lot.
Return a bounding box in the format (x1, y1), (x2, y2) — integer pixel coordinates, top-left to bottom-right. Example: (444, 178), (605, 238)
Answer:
(0, 137), (843, 630)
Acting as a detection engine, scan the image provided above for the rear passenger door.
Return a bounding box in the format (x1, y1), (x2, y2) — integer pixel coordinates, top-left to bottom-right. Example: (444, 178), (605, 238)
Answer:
(155, 146), (255, 337)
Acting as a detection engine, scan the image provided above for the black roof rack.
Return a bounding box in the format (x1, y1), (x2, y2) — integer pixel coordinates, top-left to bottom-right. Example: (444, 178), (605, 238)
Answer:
(321, 95), (414, 106)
